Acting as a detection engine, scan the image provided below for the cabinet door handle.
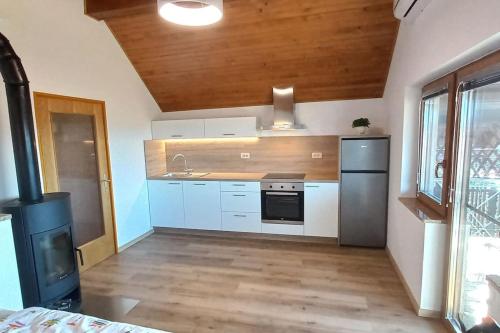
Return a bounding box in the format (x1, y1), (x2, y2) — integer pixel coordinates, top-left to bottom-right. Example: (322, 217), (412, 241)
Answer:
(234, 214), (247, 218)
(171, 134), (183, 138)
(305, 185), (320, 188)
(232, 184), (246, 187)
(168, 182), (181, 185)
(233, 194), (246, 197)
(193, 183), (206, 186)
(223, 133), (236, 136)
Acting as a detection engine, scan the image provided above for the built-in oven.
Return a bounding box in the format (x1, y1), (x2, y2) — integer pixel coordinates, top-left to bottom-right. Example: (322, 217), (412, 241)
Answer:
(261, 182), (304, 225)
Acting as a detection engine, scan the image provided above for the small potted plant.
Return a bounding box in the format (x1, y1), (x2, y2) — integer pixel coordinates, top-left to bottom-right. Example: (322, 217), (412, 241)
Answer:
(352, 118), (370, 135)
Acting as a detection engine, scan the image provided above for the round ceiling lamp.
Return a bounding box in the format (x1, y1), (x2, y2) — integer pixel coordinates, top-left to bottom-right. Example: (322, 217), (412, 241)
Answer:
(157, 0), (223, 27)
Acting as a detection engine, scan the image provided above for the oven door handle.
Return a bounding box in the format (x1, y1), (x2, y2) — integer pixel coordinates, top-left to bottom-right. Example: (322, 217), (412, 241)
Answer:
(265, 192), (299, 196)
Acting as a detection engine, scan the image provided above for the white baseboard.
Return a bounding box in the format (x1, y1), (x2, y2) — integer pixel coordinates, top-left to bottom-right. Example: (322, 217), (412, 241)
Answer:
(118, 229), (154, 253)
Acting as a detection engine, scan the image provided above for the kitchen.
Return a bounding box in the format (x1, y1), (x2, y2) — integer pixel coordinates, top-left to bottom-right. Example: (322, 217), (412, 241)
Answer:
(145, 88), (390, 246)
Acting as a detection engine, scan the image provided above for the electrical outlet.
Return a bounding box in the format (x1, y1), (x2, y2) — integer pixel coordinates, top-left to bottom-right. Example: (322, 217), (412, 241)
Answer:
(312, 152), (323, 159)
(241, 153), (251, 159)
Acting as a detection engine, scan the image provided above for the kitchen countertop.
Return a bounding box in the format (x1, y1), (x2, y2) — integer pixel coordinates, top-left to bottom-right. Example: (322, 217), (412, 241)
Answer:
(148, 172), (339, 183)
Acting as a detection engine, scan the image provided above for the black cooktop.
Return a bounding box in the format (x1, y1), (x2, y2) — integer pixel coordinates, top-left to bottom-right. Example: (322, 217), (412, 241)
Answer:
(263, 173), (306, 180)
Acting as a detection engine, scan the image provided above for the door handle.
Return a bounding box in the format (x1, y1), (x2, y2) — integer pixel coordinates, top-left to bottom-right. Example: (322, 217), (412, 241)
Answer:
(100, 179), (111, 183)
(266, 192), (298, 196)
(75, 248), (84, 266)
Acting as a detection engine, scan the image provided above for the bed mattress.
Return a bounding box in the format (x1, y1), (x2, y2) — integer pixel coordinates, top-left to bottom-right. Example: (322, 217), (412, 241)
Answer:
(0, 307), (168, 332)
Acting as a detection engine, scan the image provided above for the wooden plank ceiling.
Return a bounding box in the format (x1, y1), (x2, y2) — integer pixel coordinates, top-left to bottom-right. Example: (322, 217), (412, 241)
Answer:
(86, 0), (399, 112)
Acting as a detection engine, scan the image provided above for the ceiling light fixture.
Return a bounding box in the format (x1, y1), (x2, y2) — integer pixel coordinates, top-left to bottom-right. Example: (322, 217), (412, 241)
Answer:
(157, 0), (223, 27)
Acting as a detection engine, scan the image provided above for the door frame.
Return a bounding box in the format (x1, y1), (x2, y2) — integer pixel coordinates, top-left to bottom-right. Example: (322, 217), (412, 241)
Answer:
(33, 92), (118, 257)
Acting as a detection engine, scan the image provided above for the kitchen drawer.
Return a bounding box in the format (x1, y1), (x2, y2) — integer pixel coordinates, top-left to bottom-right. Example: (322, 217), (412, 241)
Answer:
(221, 191), (261, 212)
(222, 212), (261, 233)
(261, 223), (304, 236)
(183, 180), (220, 191)
(221, 181), (260, 192)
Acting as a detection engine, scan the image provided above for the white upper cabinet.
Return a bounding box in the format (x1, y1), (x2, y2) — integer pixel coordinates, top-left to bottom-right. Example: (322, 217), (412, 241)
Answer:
(148, 180), (185, 228)
(183, 181), (222, 231)
(152, 119), (205, 140)
(304, 183), (339, 238)
(204, 117), (257, 138)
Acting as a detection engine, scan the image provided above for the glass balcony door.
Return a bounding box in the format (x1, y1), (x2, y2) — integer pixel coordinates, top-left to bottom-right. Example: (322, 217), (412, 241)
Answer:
(449, 79), (500, 330)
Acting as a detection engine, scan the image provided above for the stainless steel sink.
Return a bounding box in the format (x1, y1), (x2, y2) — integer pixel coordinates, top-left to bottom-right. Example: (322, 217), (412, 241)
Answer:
(162, 172), (209, 178)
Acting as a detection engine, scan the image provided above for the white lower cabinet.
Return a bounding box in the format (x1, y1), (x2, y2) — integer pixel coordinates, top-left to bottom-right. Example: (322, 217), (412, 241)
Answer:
(304, 182), (339, 237)
(148, 179), (339, 238)
(148, 180), (185, 228)
(183, 181), (222, 230)
(222, 212), (261, 233)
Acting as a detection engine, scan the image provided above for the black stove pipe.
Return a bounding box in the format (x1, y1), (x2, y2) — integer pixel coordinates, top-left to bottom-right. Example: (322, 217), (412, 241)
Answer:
(0, 32), (43, 203)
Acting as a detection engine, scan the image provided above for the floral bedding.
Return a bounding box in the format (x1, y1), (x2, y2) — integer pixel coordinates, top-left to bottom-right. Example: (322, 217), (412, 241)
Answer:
(0, 307), (168, 333)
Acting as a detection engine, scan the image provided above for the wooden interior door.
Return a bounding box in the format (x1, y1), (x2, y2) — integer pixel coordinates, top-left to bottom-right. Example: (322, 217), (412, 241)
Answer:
(34, 92), (116, 272)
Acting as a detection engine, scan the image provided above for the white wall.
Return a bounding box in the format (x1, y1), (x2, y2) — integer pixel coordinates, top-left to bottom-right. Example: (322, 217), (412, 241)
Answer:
(0, 216), (23, 311)
(384, 0), (500, 310)
(0, 0), (161, 247)
(154, 98), (386, 136)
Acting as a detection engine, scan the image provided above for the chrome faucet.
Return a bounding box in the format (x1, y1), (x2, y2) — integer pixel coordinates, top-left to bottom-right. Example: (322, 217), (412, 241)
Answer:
(171, 153), (193, 174)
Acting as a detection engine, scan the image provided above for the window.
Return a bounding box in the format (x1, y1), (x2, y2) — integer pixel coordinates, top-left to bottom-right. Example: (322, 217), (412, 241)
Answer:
(415, 51), (500, 332)
(417, 74), (456, 217)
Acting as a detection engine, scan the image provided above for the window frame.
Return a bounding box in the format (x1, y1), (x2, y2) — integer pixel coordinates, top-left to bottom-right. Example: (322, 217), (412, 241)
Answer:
(416, 73), (456, 217)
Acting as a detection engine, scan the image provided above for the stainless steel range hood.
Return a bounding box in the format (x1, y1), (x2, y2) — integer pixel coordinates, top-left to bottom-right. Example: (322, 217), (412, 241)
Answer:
(271, 86), (301, 130)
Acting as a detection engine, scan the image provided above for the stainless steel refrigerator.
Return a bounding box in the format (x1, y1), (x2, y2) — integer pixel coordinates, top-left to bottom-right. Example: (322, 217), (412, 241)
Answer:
(339, 137), (390, 248)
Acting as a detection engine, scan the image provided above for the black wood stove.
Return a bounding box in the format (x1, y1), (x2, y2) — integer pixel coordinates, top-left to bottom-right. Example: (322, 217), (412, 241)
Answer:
(0, 32), (81, 310)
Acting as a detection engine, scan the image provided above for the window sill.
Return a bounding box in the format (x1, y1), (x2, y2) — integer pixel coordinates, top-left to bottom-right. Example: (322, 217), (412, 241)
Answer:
(398, 197), (446, 224)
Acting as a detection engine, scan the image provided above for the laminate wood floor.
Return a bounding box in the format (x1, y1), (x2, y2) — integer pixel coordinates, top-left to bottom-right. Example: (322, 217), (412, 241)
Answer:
(81, 232), (448, 333)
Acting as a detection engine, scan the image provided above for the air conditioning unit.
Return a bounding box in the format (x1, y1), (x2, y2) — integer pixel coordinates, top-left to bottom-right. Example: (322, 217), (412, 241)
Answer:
(394, 0), (432, 21)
